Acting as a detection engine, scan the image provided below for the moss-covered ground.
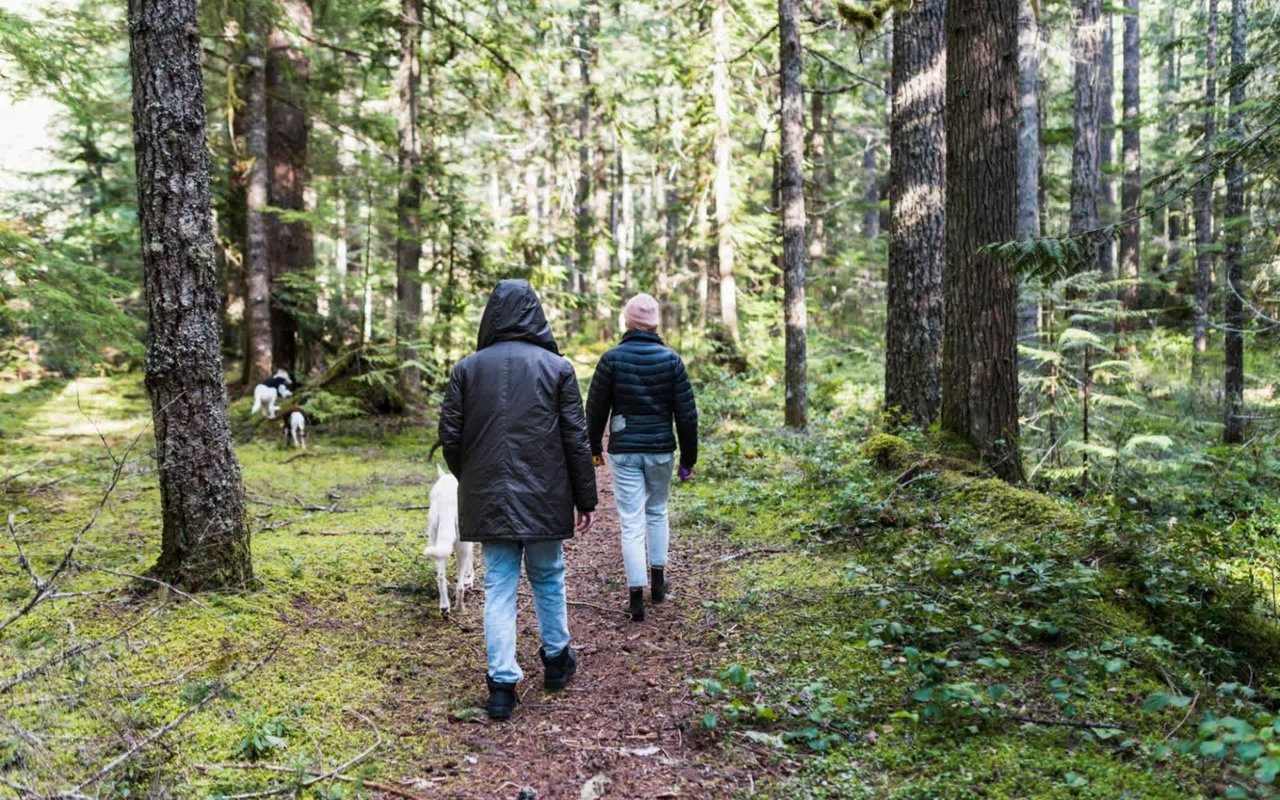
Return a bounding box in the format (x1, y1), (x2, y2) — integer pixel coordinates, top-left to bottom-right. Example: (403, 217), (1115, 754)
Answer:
(4, 344), (1280, 798)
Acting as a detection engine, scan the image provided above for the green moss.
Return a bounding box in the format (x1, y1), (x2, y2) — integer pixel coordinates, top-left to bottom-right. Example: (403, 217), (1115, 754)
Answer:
(860, 433), (916, 471)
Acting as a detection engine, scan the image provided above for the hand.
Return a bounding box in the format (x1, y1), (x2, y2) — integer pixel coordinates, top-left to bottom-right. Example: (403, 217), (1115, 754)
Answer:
(678, 465), (693, 483)
(592, 454), (605, 467)
(576, 510), (595, 533)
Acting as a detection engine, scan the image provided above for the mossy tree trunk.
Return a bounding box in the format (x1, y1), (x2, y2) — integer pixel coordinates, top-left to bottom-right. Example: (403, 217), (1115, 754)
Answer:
(1192, 0), (1218, 375)
(128, 0), (253, 590)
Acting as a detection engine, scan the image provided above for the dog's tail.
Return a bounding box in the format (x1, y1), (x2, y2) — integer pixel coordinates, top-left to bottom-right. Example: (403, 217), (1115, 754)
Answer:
(423, 516), (457, 559)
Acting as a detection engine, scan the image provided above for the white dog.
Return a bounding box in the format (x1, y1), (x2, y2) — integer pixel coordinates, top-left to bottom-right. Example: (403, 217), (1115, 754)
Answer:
(250, 370), (293, 419)
(422, 467), (474, 617)
(283, 410), (306, 449)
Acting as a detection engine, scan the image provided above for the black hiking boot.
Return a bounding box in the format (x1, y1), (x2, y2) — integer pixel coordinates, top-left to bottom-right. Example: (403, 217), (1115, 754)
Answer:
(540, 645), (577, 690)
(651, 566), (667, 603)
(627, 587), (645, 622)
(486, 676), (518, 720)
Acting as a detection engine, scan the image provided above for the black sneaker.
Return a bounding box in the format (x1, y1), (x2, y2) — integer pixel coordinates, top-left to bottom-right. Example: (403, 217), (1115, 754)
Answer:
(540, 645), (577, 690)
(651, 566), (667, 603)
(486, 676), (518, 720)
(627, 587), (645, 622)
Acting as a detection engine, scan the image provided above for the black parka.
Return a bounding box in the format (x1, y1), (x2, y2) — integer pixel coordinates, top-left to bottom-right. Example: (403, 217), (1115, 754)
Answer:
(438, 280), (598, 543)
(585, 330), (698, 469)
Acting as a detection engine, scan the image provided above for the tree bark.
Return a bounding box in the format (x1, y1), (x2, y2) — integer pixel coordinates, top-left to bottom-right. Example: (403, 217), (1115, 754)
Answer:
(266, 0), (313, 376)
(396, 0), (423, 394)
(885, 0), (945, 428)
(1015, 0), (1041, 348)
(128, 0), (253, 590)
(1097, 11), (1115, 277)
(1070, 0), (1102, 262)
(1160, 6), (1183, 276)
(807, 88), (826, 263)
(1192, 0), (1218, 372)
(711, 0), (739, 342)
(942, 0), (1025, 482)
(1222, 0), (1246, 443)
(1117, 0), (1141, 323)
(779, 0), (807, 429)
(244, 1), (272, 385)
(573, 2), (594, 326)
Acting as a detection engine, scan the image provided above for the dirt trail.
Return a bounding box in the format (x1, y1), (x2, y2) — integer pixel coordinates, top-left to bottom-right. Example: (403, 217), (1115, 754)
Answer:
(391, 462), (764, 800)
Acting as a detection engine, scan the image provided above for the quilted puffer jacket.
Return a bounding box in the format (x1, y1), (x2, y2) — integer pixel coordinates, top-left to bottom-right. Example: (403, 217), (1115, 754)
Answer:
(584, 330), (698, 469)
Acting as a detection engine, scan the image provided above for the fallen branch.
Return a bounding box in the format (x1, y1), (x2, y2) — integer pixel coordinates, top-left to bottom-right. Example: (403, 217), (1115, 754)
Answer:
(518, 590), (628, 617)
(0, 431), (143, 634)
(710, 546), (787, 566)
(1010, 715), (1135, 731)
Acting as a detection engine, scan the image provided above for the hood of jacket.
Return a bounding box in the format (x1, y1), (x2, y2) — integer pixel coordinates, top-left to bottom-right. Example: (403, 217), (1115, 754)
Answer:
(476, 279), (559, 354)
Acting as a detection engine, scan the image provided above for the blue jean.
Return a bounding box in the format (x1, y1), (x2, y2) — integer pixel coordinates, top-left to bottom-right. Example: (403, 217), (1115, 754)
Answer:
(482, 540), (570, 685)
(608, 452), (674, 587)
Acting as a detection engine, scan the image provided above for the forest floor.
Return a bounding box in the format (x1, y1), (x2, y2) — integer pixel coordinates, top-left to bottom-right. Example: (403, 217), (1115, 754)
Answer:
(3, 360), (1280, 798)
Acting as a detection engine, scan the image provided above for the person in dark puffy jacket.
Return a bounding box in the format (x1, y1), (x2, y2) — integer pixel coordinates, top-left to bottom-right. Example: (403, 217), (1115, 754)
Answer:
(438, 279), (598, 720)
(585, 293), (698, 622)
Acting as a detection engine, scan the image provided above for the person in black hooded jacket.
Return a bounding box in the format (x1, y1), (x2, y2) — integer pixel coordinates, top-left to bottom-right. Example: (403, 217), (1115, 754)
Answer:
(438, 280), (597, 720)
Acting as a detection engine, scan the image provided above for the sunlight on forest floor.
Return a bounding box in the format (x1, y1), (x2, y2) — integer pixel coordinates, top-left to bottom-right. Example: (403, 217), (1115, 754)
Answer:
(4, 346), (1280, 796)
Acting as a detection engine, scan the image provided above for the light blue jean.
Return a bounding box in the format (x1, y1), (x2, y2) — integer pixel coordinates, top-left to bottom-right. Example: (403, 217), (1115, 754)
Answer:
(608, 452), (674, 587)
(482, 540), (570, 684)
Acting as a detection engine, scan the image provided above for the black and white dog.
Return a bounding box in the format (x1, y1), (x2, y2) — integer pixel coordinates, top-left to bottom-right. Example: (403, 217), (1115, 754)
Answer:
(251, 369), (293, 419)
(282, 409), (307, 449)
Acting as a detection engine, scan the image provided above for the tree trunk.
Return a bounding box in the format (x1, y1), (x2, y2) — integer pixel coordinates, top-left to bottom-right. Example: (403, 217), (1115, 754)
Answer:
(396, 0), (423, 394)
(1192, 0), (1218, 372)
(885, 0), (945, 428)
(244, 1), (273, 385)
(1015, 0), (1041, 349)
(128, 0), (252, 590)
(1222, 0), (1246, 443)
(1160, 6), (1183, 276)
(712, 0), (739, 342)
(1070, 0), (1103, 262)
(807, 88), (826, 264)
(266, 0), (313, 376)
(779, 0), (807, 429)
(573, 2), (594, 326)
(942, 0), (1025, 482)
(1097, 11), (1115, 277)
(1117, 0), (1141, 323)
(861, 135), (879, 240)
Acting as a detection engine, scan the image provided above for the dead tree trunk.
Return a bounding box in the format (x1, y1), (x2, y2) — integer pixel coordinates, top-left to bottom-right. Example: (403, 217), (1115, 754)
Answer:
(1222, 0), (1246, 443)
(885, 0), (945, 428)
(128, 0), (253, 590)
(779, 0), (807, 429)
(942, 0), (1025, 482)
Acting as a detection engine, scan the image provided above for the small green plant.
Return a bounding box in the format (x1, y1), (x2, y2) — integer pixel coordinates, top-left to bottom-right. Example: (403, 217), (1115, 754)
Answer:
(234, 710), (291, 762)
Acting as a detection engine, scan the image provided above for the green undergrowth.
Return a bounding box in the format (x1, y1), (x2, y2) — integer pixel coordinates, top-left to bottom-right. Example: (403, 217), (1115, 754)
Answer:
(0, 374), (471, 797)
(683, 422), (1280, 799)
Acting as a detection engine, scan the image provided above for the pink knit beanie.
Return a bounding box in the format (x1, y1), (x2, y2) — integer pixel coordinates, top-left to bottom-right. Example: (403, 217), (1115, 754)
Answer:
(623, 293), (660, 332)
